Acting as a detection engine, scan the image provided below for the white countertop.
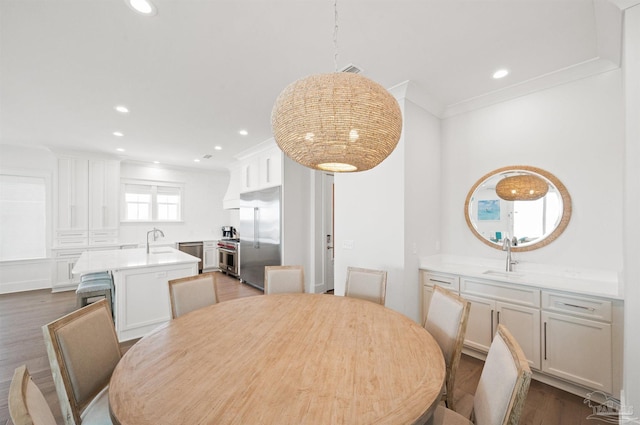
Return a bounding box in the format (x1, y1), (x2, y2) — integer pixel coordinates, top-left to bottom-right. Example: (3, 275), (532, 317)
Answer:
(420, 255), (623, 300)
(72, 247), (200, 275)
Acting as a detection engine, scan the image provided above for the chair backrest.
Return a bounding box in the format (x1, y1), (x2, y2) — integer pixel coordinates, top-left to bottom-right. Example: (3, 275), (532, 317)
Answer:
(423, 285), (470, 411)
(344, 267), (387, 305)
(264, 265), (305, 295)
(472, 324), (532, 425)
(168, 272), (219, 319)
(9, 365), (57, 425)
(42, 299), (121, 425)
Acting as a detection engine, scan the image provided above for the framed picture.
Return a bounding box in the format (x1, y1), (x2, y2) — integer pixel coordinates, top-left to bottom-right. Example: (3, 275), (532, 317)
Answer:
(478, 199), (500, 221)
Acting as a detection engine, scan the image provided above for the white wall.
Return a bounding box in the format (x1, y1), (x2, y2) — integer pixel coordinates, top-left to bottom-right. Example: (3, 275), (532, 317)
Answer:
(622, 3), (640, 416)
(119, 162), (231, 244)
(334, 90), (441, 321)
(334, 114), (405, 312)
(440, 70), (625, 272)
(403, 99), (441, 321)
(281, 156), (313, 292)
(0, 144), (57, 293)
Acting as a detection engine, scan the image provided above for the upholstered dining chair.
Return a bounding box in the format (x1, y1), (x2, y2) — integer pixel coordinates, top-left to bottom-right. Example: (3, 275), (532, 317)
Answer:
(168, 272), (219, 319)
(431, 324), (532, 425)
(344, 267), (387, 305)
(423, 285), (470, 411)
(9, 365), (57, 425)
(264, 265), (305, 295)
(42, 299), (121, 425)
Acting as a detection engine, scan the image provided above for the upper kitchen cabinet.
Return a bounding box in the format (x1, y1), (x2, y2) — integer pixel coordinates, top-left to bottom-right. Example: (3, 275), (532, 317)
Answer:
(56, 156), (120, 246)
(238, 142), (282, 194)
(89, 160), (120, 230)
(57, 157), (89, 242)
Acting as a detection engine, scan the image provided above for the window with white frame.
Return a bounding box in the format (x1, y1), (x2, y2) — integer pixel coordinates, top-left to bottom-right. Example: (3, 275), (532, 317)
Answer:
(121, 180), (183, 222)
(0, 173), (48, 261)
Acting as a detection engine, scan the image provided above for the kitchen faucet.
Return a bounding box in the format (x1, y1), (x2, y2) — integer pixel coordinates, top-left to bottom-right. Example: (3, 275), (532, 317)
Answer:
(502, 236), (518, 272)
(146, 227), (165, 253)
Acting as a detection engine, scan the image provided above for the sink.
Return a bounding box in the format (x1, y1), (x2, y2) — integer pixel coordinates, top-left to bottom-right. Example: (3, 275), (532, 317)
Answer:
(482, 270), (524, 279)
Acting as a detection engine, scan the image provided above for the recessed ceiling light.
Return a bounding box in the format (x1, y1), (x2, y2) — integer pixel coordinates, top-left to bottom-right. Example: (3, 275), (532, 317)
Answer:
(116, 148), (125, 152)
(493, 69), (509, 79)
(113, 131), (124, 137)
(238, 130), (249, 136)
(153, 161), (160, 164)
(114, 105), (129, 114)
(194, 159), (200, 163)
(126, 0), (157, 16)
(214, 146), (222, 151)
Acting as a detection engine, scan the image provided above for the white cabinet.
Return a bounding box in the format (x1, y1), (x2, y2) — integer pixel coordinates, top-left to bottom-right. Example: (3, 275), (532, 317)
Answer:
(89, 159), (120, 233)
(541, 292), (613, 394)
(56, 157), (119, 247)
(460, 277), (541, 370)
(421, 266), (622, 396)
(420, 270), (459, 325)
(462, 293), (496, 353)
(203, 241), (217, 271)
(238, 144), (283, 194)
(57, 158), (89, 237)
(260, 148), (282, 188)
(53, 249), (84, 291)
(113, 262), (197, 341)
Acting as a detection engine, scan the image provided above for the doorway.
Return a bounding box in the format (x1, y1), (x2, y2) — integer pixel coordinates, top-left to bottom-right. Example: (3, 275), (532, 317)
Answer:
(323, 173), (334, 292)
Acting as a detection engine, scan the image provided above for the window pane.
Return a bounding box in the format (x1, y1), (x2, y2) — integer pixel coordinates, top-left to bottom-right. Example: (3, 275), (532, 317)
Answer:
(0, 175), (46, 260)
(122, 181), (182, 222)
(124, 192), (151, 220)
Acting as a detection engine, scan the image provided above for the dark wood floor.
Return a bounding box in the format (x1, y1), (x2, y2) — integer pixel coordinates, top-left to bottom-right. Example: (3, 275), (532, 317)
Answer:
(1, 273), (603, 424)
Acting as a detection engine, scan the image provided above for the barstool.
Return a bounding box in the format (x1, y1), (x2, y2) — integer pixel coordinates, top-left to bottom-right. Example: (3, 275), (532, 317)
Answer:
(76, 272), (114, 315)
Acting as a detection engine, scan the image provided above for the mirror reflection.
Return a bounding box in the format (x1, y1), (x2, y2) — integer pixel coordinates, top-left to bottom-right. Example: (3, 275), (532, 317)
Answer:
(464, 166), (571, 252)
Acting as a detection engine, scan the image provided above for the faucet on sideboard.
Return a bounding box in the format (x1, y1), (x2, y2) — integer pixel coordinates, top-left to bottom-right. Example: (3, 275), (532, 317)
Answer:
(146, 227), (165, 254)
(502, 236), (518, 272)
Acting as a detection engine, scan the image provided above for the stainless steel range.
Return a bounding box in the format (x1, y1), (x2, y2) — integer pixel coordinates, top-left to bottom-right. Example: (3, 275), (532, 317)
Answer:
(217, 238), (239, 277)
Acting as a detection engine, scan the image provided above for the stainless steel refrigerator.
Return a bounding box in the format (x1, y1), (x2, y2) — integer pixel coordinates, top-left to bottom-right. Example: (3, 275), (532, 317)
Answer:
(239, 186), (281, 290)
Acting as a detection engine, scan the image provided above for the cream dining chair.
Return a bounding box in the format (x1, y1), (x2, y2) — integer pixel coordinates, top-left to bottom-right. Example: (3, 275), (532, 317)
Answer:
(423, 285), (470, 411)
(42, 299), (121, 425)
(9, 365), (57, 425)
(264, 265), (305, 295)
(431, 324), (532, 425)
(344, 267), (387, 305)
(168, 272), (219, 319)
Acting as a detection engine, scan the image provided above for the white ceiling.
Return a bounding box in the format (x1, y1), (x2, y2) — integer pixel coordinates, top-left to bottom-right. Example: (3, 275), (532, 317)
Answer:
(0, 0), (623, 171)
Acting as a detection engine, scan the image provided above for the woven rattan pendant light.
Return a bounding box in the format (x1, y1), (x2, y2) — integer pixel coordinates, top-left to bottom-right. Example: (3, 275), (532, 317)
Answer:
(496, 174), (549, 201)
(270, 1), (402, 173)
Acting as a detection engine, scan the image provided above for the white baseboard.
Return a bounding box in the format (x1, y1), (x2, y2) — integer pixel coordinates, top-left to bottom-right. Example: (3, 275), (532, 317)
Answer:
(0, 278), (51, 294)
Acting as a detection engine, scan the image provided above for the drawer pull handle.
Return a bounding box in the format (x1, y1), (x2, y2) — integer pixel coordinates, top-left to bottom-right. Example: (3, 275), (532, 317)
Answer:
(556, 301), (596, 312)
(429, 279), (451, 285)
(544, 322), (547, 360)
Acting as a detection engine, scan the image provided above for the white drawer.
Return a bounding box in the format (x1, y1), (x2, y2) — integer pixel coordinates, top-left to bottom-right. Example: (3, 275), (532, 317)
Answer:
(54, 249), (84, 259)
(420, 270), (460, 292)
(542, 291), (612, 322)
(90, 237), (119, 245)
(461, 277), (540, 308)
(90, 230), (118, 238)
(204, 241), (217, 248)
(55, 238), (88, 247)
(57, 230), (88, 239)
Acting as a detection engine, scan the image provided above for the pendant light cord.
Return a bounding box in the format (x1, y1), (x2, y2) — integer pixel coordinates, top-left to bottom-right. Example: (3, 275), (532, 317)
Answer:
(333, 0), (339, 72)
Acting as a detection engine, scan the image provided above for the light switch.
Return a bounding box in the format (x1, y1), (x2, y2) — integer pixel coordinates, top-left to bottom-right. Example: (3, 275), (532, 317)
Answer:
(343, 240), (354, 250)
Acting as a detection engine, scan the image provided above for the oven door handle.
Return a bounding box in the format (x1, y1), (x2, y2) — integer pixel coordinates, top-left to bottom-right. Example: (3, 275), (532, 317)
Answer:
(217, 248), (236, 254)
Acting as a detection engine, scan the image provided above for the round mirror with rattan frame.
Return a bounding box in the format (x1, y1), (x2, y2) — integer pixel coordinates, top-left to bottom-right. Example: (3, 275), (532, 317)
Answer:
(464, 165), (572, 252)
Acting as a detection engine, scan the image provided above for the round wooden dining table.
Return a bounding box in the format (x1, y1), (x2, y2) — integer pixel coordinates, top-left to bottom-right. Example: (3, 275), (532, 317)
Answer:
(109, 294), (445, 425)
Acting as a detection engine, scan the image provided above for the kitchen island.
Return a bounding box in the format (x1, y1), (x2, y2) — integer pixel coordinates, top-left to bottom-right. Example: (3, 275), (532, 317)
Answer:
(73, 247), (199, 341)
